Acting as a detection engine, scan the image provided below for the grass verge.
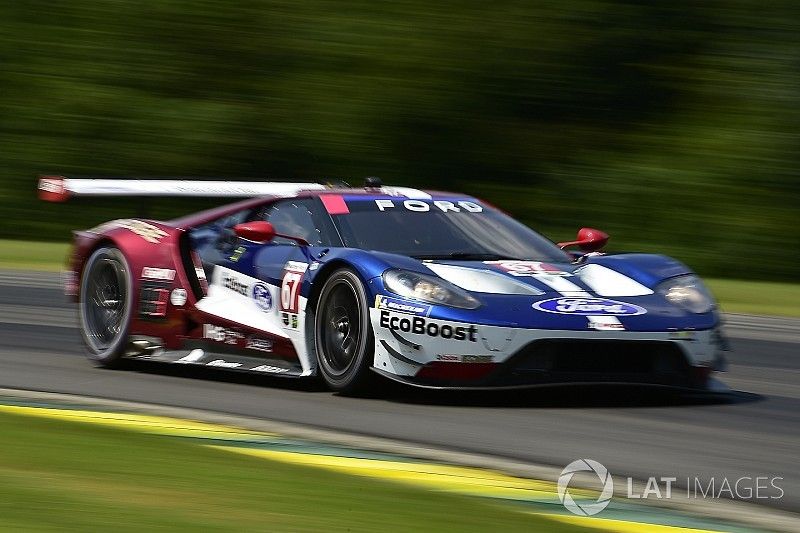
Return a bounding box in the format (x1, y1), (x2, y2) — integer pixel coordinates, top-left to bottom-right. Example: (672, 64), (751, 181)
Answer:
(0, 239), (68, 272)
(0, 239), (796, 317)
(706, 278), (800, 318)
(0, 410), (582, 532)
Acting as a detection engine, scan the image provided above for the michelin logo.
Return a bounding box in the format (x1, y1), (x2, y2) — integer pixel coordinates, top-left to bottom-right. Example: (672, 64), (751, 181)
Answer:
(375, 295), (432, 316)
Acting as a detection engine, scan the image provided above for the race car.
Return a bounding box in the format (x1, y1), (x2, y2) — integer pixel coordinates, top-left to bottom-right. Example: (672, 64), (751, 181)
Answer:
(39, 176), (728, 394)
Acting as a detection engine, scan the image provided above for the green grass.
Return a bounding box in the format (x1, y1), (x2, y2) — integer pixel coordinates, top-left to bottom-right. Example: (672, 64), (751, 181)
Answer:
(0, 411), (582, 532)
(706, 278), (800, 318)
(0, 239), (797, 317)
(0, 239), (68, 272)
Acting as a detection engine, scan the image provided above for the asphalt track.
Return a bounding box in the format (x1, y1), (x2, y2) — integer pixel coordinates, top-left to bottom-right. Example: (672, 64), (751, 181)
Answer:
(1, 270), (798, 514)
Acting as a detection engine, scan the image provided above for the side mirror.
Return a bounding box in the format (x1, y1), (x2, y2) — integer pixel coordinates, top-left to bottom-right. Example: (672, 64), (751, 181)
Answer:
(557, 227), (609, 252)
(233, 221), (276, 243)
(233, 221), (310, 246)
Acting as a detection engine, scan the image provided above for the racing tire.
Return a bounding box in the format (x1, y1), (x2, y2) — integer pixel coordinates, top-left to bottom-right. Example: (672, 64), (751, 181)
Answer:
(314, 268), (377, 394)
(79, 246), (133, 368)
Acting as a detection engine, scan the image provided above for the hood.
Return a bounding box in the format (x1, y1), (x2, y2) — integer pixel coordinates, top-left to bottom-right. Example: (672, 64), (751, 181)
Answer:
(338, 249), (716, 331)
(422, 259), (655, 297)
(412, 256), (715, 331)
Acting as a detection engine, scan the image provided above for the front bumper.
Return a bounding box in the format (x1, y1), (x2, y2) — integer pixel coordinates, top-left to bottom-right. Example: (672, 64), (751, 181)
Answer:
(370, 309), (727, 390)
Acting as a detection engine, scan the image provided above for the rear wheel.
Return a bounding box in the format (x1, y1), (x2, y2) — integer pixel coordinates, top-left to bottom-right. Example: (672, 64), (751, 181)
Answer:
(314, 268), (376, 394)
(79, 246), (133, 367)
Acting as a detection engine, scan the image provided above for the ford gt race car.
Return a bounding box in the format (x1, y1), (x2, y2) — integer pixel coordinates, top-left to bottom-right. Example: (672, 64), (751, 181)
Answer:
(39, 176), (728, 394)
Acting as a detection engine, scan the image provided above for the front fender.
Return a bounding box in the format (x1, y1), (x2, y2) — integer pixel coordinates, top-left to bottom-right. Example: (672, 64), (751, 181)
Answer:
(588, 253), (694, 288)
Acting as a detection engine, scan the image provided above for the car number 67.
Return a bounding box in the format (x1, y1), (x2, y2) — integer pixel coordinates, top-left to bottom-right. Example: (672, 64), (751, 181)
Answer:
(280, 271), (303, 313)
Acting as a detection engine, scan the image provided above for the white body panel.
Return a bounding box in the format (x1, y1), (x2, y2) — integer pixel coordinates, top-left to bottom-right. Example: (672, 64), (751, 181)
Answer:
(196, 266), (315, 375)
(370, 308), (721, 378)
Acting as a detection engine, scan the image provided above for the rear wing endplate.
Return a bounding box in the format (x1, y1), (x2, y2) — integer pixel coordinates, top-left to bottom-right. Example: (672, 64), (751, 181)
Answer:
(38, 176), (326, 202)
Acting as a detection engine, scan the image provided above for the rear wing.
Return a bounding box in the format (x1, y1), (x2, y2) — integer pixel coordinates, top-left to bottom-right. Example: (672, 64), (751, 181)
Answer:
(38, 176), (326, 202)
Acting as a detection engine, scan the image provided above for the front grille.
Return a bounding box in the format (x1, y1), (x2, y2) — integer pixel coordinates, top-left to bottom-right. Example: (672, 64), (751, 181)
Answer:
(498, 339), (692, 387)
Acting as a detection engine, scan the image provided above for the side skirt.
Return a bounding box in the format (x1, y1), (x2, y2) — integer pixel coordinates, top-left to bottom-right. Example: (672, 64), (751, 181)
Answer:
(130, 349), (305, 377)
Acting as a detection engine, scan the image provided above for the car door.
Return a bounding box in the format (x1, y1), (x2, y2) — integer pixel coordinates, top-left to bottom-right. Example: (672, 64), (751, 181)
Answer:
(193, 198), (338, 368)
(255, 197), (339, 327)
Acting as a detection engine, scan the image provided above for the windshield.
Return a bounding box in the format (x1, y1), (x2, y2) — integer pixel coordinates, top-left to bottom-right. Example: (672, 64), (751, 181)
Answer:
(330, 197), (571, 262)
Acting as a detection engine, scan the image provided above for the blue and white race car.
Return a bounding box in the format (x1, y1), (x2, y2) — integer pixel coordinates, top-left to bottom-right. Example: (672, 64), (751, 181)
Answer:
(43, 176), (728, 394)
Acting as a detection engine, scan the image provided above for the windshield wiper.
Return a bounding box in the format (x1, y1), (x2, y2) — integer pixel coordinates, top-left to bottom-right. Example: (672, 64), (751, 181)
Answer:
(412, 252), (513, 261)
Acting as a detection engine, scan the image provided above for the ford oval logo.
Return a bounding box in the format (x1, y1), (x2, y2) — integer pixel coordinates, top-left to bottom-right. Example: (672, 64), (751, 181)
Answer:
(533, 297), (646, 316)
(252, 283), (273, 312)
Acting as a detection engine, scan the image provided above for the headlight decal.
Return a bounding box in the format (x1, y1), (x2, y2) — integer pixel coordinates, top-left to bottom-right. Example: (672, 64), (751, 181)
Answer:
(656, 275), (715, 314)
(382, 269), (481, 309)
(424, 263), (544, 295)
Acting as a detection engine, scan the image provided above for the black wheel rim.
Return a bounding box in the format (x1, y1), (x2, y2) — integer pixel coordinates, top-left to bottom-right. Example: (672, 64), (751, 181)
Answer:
(319, 279), (362, 376)
(83, 256), (127, 352)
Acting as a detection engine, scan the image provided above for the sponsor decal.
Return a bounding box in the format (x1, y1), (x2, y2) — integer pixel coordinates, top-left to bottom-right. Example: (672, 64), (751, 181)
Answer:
(280, 261), (307, 313)
(90, 219), (167, 243)
(669, 330), (697, 341)
(251, 364), (289, 374)
(222, 272), (249, 296)
(206, 359), (242, 368)
(436, 354), (494, 363)
(484, 260), (571, 277)
(38, 178), (65, 194)
(379, 311), (477, 342)
(587, 316), (625, 331)
(141, 267), (176, 281)
(533, 297), (646, 316)
(177, 349), (204, 363)
(281, 312), (300, 330)
(463, 355), (494, 363)
(170, 288), (188, 306)
(309, 261), (320, 271)
(245, 337), (273, 353)
(252, 283), (273, 312)
(374, 199), (483, 213)
(284, 261), (309, 273)
(587, 322), (625, 331)
(203, 324), (244, 344)
(375, 295), (432, 316)
(229, 246), (246, 263)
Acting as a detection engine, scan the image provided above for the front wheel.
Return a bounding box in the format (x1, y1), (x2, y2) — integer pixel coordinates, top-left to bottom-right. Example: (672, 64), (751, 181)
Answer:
(79, 246), (133, 367)
(314, 268), (376, 394)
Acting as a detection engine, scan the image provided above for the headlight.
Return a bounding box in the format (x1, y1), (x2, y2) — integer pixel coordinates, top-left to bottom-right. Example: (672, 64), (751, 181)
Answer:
(382, 269), (480, 309)
(657, 275), (715, 314)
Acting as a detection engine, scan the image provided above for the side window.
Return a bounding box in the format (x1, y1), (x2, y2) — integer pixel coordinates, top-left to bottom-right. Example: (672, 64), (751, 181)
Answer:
(188, 207), (256, 279)
(262, 199), (329, 246)
(190, 208), (254, 253)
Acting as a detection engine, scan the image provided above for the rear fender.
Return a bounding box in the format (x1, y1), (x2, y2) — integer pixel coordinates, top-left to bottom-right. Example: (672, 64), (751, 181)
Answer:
(73, 219), (195, 349)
